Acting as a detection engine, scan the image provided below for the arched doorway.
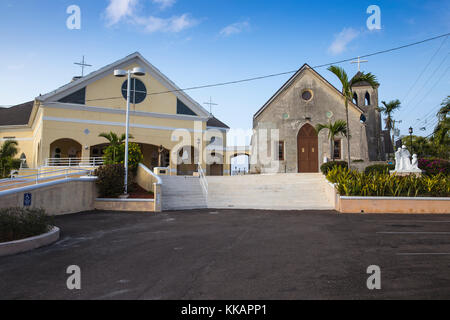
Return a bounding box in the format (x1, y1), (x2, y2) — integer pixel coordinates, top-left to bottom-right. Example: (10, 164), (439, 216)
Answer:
(49, 138), (82, 166)
(297, 124), (318, 173)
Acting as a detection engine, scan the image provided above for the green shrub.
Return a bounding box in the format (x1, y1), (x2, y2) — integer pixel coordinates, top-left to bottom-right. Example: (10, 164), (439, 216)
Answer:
(95, 164), (132, 198)
(364, 164), (394, 175)
(320, 161), (348, 175)
(103, 142), (143, 172)
(326, 166), (450, 197)
(0, 208), (53, 243)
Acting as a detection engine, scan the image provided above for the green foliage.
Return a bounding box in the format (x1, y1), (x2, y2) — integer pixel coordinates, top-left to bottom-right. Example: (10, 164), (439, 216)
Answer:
(326, 166), (449, 197)
(95, 164), (130, 198)
(0, 140), (20, 178)
(320, 161), (348, 175)
(103, 142), (143, 172)
(364, 164), (395, 175)
(0, 208), (53, 243)
(99, 131), (134, 163)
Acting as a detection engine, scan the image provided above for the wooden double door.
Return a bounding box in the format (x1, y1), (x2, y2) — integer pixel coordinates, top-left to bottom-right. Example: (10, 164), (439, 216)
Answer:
(297, 124), (319, 173)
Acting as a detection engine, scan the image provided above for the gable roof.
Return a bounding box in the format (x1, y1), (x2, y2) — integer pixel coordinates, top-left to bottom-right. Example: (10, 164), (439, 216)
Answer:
(254, 63), (364, 119)
(0, 101), (34, 126)
(207, 116), (230, 129)
(37, 52), (211, 118)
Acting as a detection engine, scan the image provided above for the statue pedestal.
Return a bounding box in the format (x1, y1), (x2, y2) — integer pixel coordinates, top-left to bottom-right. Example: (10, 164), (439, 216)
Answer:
(390, 170), (422, 177)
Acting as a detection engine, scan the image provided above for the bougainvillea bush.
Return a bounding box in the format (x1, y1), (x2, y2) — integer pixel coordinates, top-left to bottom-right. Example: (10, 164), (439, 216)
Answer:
(418, 159), (450, 176)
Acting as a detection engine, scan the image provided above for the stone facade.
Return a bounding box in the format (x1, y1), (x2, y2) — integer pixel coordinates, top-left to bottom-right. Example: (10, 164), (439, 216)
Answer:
(251, 64), (384, 174)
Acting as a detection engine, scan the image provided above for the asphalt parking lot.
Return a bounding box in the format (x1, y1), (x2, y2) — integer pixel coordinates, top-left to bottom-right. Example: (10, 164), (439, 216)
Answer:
(1, 209), (450, 300)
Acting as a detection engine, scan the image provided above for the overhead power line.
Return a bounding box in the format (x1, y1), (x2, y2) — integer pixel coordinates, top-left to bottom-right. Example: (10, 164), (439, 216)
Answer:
(402, 36), (448, 105)
(86, 32), (450, 103)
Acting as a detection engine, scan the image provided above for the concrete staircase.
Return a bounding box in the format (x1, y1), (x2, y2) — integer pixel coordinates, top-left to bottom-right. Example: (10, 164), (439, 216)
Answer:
(160, 176), (207, 211)
(206, 173), (334, 210)
(160, 173), (334, 211)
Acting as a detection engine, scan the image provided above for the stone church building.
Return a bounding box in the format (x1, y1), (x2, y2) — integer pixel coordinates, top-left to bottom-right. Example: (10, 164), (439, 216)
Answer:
(251, 64), (389, 173)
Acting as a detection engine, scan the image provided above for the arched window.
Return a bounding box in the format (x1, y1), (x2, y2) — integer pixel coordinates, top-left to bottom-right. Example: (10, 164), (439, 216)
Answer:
(365, 92), (371, 106)
(353, 92), (358, 105)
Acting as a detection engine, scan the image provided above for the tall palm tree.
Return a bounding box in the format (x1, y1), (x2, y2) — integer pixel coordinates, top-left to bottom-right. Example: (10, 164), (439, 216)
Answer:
(437, 96), (449, 121)
(327, 66), (379, 168)
(378, 99), (401, 152)
(0, 140), (19, 177)
(99, 132), (134, 162)
(315, 120), (347, 161)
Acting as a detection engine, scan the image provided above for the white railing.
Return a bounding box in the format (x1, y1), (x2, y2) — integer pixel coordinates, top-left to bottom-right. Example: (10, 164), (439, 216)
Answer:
(0, 167), (94, 190)
(198, 165), (208, 195)
(45, 157), (104, 167)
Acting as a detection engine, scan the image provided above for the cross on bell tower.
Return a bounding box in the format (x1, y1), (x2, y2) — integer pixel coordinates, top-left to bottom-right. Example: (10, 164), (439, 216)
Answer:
(203, 97), (218, 116)
(350, 56), (368, 72)
(74, 56), (92, 77)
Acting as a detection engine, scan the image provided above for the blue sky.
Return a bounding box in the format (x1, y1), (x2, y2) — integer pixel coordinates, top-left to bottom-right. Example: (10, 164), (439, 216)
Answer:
(0, 0), (449, 140)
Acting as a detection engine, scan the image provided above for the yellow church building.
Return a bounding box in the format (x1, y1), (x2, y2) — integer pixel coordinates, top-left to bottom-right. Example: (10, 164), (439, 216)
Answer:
(0, 52), (231, 176)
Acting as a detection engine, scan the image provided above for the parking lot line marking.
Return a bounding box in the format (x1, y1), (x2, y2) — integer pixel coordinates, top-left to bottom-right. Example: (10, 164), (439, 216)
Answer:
(397, 253), (450, 256)
(377, 232), (450, 235)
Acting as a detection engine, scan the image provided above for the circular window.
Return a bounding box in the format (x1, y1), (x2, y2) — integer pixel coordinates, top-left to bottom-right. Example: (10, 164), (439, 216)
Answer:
(302, 90), (313, 101)
(121, 78), (147, 104)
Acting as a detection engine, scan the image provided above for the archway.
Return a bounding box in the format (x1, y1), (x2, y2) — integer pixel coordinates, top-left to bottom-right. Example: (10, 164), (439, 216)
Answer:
(49, 138), (82, 166)
(176, 146), (199, 176)
(230, 153), (250, 175)
(297, 124), (318, 173)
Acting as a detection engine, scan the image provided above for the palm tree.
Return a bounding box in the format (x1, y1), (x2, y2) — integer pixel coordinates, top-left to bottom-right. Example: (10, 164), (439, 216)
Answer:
(315, 120), (347, 161)
(378, 99), (401, 152)
(99, 132), (134, 162)
(327, 66), (379, 168)
(437, 96), (449, 121)
(0, 140), (19, 177)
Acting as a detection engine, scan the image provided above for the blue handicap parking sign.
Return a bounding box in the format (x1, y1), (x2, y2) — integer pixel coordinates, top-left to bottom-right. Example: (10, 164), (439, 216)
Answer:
(24, 193), (32, 207)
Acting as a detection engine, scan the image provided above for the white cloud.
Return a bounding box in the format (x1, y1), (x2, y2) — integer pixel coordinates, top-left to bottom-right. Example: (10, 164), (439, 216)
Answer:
(105, 0), (138, 26)
(134, 13), (197, 33)
(152, 0), (176, 10)
(104, 0), (197, 33)
(328, 28), (360, 55)
(220, 21), (250, 37)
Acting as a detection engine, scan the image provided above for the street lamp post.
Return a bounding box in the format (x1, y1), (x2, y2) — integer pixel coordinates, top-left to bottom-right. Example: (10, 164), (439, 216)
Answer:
(409, 127), (413, 154)
(114, 67), (146, 196)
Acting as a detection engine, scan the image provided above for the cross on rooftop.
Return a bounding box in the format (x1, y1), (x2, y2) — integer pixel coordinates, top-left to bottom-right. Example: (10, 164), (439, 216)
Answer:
(203, 97), (218, 115)
(74, 55), (92, 77)
(350, 56), (368, 72)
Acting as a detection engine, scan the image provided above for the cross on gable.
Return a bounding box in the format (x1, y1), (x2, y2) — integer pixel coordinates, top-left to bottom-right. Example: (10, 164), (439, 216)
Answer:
(74, 55), (92, 77)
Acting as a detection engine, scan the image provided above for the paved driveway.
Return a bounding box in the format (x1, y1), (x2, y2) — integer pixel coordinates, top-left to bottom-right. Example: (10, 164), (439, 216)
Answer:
(1, 209), (450, 299)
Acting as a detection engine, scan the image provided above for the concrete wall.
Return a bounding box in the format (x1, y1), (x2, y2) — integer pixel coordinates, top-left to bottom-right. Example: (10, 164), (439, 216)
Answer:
(0, 178), (97, 215)
(95, 199), (154, 212)
(338, 197), (450, 214)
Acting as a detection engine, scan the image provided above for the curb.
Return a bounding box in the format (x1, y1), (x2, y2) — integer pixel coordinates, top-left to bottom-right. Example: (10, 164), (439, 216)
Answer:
(0, 227), (60, 257)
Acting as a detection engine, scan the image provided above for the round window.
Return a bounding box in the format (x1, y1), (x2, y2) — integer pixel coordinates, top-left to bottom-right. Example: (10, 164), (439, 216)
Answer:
(302, 90), (313, 101)
(121, 78), (147, 104)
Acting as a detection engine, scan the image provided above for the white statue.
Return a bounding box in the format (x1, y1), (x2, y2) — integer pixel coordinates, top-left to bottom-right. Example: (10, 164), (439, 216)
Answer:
(401, 145), (412, 170)
(392, 145), (422, 174)
(394, 148), (402, 171)
(411, 154), (420, 171)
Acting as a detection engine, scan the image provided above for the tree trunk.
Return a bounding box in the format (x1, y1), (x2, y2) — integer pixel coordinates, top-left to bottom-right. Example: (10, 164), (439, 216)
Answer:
(345, 99), (351, 169)
(330, 137), (334, 161)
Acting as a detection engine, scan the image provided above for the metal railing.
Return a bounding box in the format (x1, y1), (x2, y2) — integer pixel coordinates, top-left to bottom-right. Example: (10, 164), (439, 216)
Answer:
(198, 165), (208, 195)
(0, 167), (94, 191)
(45, 157), (104, 167)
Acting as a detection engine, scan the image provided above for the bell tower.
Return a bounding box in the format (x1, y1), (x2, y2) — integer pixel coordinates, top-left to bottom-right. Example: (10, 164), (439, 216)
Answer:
(351, 72), (384, 161)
